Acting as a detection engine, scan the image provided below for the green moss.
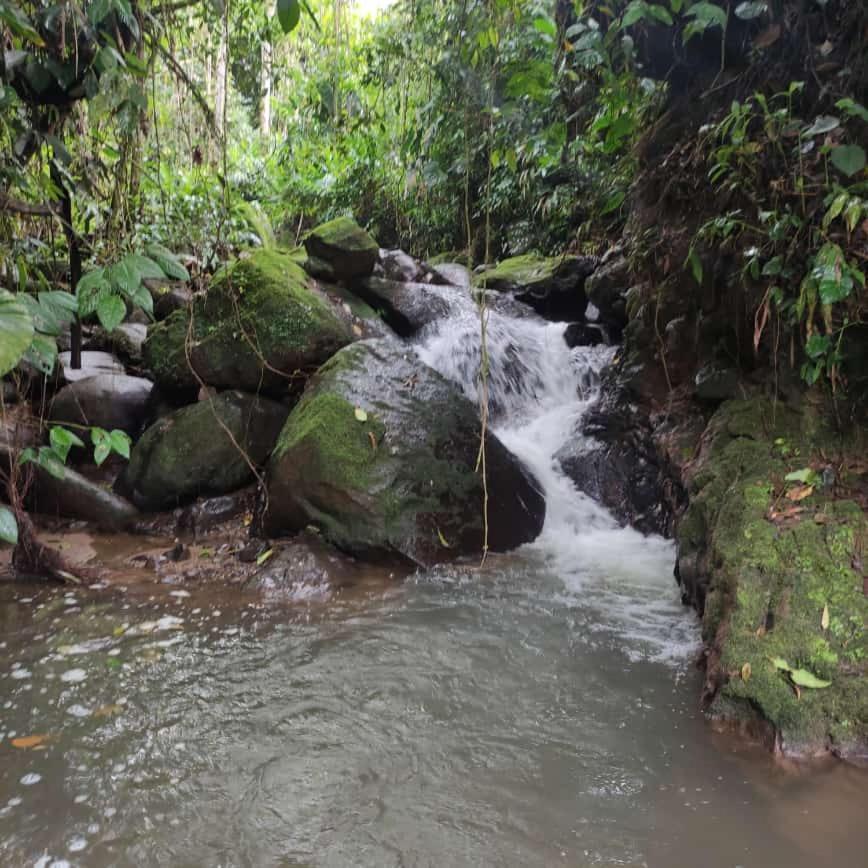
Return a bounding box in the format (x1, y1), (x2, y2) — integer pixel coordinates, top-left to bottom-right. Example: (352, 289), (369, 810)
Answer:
(274, 391), (385, 491)
(307, 216), (378, 254)
(474, 253), (559, 288)
(684, 396), (868, 752)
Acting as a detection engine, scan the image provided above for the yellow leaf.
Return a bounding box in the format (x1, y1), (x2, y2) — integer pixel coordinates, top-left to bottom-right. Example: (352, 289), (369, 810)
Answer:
(354, 406), (368, 422)
(113, 625), (127, 637)
(367, 430), (378, 453)
(256, 548), (274, 566)
(11, 734), (49, 749)
(786, 484), (814, 502)
(821, 604), (830, 630)
(741, 662), (751, 682)
(436, 527), (452, 548)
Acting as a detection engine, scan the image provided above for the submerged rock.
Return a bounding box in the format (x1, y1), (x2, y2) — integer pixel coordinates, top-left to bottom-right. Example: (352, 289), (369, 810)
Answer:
(49, 374), (154, 438)
(263, 339), (545, 566)
(143, 249), (352, 395)
(474, 253), (595, 321)
(118, 390), (288, 510)
(303, 217), (379, 281)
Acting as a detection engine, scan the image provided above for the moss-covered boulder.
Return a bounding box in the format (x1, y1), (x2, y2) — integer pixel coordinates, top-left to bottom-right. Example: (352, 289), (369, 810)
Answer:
(263, 339), (546, 566)
(676, 397), (868, 758)
(473, 253), (595, 320)
(142, 249), (352, 395)
(303, 217), (379, 281)
(117, 390), (288, 510)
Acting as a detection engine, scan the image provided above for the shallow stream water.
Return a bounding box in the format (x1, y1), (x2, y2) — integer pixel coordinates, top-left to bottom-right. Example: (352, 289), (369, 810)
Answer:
(2, 284), (867, 867)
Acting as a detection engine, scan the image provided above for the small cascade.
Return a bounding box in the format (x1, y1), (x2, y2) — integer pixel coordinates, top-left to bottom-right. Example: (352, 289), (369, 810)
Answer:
(415, 285), (699, 662)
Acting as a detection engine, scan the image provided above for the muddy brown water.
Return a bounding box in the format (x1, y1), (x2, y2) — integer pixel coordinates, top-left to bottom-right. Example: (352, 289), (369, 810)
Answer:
(1, 552), (866, 868)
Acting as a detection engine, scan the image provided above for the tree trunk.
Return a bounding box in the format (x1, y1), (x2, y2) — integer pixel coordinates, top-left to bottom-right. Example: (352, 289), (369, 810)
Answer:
(260, 43), (273, 134)
(51, 161), (82, 370)
(215, 14), (229, 136)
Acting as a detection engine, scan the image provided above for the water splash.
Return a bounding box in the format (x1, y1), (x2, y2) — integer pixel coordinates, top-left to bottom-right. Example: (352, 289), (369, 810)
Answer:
(415, 284), (699, 663)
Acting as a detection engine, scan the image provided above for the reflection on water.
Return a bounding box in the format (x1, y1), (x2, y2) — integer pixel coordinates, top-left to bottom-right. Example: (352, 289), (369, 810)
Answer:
(1, 569), (866, 868)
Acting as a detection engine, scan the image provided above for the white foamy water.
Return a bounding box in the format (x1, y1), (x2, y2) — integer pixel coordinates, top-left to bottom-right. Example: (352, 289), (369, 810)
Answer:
(416, 284), (699, 663)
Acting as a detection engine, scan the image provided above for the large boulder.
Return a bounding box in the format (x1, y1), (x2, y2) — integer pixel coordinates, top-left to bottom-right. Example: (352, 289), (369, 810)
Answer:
(473, 254), (595, 320)
(303, 217), (379, 281)
(377, 248), (425, 283)
(142, 249), (352, 395)
(58, 350), (125, 384)
(584, 254), (630, 332)
(117, 390), (288, 510)
(347, 277), (453, 337)
(49, 374), (154, 438)
(263, 340), (546, 566)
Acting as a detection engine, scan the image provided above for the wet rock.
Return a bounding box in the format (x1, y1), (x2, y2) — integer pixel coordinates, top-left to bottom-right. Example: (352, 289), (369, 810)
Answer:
(584, 255), (629, 332)
(109, 323), (148, 362)
(263, 339), (546, 566)
(431, 262), (472, 288)
(377, 248), (424, 282)
(303, 217), (379, 281)
(143, 249), (353, 395)
(49, 374), (154, 438)
(26, 463), (139, 530)
(149, 282), (192, 320)
(247, 533), (365, 600)
(694, 362), (742, 402)
(175, 487), (255, 536)
(474, 254), (595, 321)
(347, 277), (454, 337)
(58, 351), (126, 384)
(563, 322), (609, 348)
(118, 390), (288, 510)
(2, 380), (20, 404)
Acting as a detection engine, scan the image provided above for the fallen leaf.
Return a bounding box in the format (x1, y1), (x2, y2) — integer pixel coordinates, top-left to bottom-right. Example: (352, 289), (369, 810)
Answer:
(92, 704), (123, 718)
(113, 625), (127, 637)
(753, 23), (781, 49)
(786, 484), (814, 502)
(821, 604), (830, 631)
(772, 657), (791, 671)
(354, 407), (368, 422)
(256, 547), (274, 566)
(367, 430), (378, 453)
(789, 668), (832, 689)
(741, 662), (751, 682)
(436, 527), (452, 548)
(11, 734), (49, 749)
(352, 324), (363, 336)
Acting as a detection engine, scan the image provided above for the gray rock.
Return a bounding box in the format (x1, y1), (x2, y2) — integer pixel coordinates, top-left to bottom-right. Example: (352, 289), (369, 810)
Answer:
(694, 363), (742, 402)
(347, 277), (454, 337)
(58, 351), (125, 384)
(585, 255), (629, 331)
(431, 262), (472, 288)
(378, 248), (424, 282)
(49, 374), (154, 438)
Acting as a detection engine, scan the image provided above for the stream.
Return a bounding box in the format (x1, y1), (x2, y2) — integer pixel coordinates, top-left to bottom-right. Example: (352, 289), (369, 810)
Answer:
(2, 284), (867, 867)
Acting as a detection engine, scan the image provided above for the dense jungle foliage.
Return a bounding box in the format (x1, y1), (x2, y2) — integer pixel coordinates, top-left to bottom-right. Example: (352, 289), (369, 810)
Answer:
(1, 0), (867, 548)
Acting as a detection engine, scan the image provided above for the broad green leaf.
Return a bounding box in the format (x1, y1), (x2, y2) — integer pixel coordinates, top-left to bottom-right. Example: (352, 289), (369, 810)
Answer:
(50, 426), (84, 462)
(144, 243), (189, 281)
(785, 467), (817, 483)
(277, 0), (301, 34)
(109, 429), (131, 460)
(803, 115), (839, 137)
(123, 254), (166, 281)
(23, 334), (58, 375)
(761, 255), (783, 277)
(830, 144), (866, 177)
(771, 657), (791, 671)
(822, 192), (849, 229)
(96, 293), (126, 332)
(0, 505), (18, 545)
(532, 17), (557, 38)
(37, 448), (67, 480)
(789, 668), (831, 689)
(93, 441), (111, 466)
(835, 98), (868, 123)
(686, 2), (728, 29)
(0, 289), (34, 376)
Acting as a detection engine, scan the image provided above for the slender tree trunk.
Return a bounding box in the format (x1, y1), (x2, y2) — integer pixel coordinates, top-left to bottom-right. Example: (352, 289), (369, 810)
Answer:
(215, 14), (229, 136)
(260, 2), (275, 135)
(51, 162), (82, 369)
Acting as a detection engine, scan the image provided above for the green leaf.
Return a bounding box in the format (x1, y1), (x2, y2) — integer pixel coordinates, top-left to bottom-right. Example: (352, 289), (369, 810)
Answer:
(830, 145), (866, 178)
(354, 406), (368, 422)
(144, 244), (189, 281)
(96, 293), (126, 332)
(772, 657), (791, 671)
(686, 2), (728, 29)
(686, 249), (703, 285)
(785, 467), (817, 483)
(22, 334), (58, 375)
(0, 289), (35, 376)
(822, 192), (849, 229)
(122, 254), (166, 281)
(734, 1), (767, 19)
(93, 441), (111, 466)
(49, 426), (84, 462)
(0, 505), (18, 546)
(37, 448), (67, 480)
(761, 255), (783, 277)
(276, 0), (301, 34)
(835, 98), (868, 124)
(803, 115), (839, 137)
(789, 668), (831, 689)
(109, 429), (131, 460)
(533, 17), (557, 38)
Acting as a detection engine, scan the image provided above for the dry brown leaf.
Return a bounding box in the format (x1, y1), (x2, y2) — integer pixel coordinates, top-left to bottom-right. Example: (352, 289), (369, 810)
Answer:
(11, 734), (49, 749)
(92, 704), (123, 719)
(367, 430), (378, 453)
(753, 23), (781, 49)
(786, 484), (814, 502)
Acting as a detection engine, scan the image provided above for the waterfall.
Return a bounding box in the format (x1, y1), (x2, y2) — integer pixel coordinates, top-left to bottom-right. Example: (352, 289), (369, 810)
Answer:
(415, 285), (699, 663)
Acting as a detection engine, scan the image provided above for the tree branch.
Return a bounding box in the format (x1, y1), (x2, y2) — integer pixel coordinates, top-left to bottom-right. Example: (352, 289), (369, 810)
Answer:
(153, 41), (221, 141)
(0, 193), (59, 217)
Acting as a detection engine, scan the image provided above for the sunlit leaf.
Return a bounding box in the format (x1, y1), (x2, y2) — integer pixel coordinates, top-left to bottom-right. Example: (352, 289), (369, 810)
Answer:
(0, 505), (18, 546)
(789, 668), (831, 689)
